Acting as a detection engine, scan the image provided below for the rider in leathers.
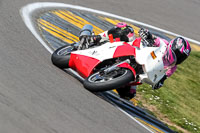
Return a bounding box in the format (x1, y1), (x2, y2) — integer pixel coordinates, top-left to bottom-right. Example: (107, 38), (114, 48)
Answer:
(92, 22), (191, 100)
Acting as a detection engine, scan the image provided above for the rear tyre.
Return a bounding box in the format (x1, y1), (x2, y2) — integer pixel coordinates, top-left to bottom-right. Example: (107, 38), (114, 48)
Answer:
(83, 69), (134, 92)
(51, 44), (74, 69)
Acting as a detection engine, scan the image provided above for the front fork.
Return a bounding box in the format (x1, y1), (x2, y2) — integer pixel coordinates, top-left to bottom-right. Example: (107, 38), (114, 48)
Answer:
(103, 59), (136, 78)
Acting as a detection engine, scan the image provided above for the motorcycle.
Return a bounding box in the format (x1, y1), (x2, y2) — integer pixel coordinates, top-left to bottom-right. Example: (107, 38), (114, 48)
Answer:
(51, 24), (176, 92)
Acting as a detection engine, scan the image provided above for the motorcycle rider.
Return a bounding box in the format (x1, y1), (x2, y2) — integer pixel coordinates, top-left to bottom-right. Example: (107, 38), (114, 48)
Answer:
(91, 22), (191, 100)
(138, 28), (191, 87)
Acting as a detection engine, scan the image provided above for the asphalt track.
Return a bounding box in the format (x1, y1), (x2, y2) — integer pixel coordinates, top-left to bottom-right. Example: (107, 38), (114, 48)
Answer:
(0, 0), (199, 133)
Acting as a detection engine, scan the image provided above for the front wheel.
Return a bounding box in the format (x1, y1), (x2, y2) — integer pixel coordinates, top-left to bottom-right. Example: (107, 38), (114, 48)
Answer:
(83, 68), (134, 92)
(51, 44), (74, 69)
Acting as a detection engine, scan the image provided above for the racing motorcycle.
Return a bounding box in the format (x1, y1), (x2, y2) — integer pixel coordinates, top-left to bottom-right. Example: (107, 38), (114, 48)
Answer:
(51, 24), (176, 92)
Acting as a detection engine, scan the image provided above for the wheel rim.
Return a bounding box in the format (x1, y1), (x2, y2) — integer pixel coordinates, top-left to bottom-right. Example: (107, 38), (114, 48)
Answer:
(57, 46), (73, 56)
(88, 69), (128, 83)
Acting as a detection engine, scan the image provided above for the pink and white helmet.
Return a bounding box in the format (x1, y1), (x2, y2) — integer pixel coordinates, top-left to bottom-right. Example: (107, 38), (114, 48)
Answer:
(169, 37), (191, 64)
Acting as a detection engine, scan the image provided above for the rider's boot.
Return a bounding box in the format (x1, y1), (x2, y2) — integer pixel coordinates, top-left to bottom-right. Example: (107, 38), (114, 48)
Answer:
(116, 85), (136, 100)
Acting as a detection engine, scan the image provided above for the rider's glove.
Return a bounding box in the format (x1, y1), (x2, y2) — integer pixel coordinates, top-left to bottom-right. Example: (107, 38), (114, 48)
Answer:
(152, 75), (167, 90)
(139, 28), (150, 40)
(139, 28), (155, 46)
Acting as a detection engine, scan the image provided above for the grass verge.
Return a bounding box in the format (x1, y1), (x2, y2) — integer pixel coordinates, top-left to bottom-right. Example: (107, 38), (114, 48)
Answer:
(136, 51), (200, 133)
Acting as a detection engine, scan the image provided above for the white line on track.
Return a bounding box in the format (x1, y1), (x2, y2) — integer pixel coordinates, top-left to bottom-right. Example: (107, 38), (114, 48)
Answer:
(20, 2), (194, 133)
(117, 107), (154, 133)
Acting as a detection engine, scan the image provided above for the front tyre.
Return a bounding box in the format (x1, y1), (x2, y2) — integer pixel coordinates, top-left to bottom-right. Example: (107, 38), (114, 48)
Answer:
(83, 69), (134, 92)
(51, 44), (74, 69)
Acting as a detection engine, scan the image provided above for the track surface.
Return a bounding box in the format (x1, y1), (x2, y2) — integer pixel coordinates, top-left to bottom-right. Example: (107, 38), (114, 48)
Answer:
(0, 0), (199, 133)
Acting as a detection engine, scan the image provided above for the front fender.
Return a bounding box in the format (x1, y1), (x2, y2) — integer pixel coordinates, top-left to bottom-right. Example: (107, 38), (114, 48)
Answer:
(117, 62), (136, 79)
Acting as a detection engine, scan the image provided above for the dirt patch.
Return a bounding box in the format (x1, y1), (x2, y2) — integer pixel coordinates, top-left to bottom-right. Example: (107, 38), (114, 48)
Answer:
(190, 43), (200, 51)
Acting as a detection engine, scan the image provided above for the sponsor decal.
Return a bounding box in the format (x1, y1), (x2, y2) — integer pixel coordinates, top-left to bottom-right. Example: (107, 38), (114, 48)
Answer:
(183, 49), (190, 56)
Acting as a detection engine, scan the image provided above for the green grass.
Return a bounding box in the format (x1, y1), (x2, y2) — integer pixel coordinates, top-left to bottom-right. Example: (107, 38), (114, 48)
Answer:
(137, 51), (200, 133)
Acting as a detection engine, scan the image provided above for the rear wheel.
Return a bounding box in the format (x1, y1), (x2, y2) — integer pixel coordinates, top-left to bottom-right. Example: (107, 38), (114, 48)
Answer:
(83, 68), (134, 92)
(51, 44), (74, 69)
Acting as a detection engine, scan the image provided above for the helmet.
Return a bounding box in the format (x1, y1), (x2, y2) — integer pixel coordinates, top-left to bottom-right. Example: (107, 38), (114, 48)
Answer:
(169, 37), (191, 65)
(108, 22), (135, 42)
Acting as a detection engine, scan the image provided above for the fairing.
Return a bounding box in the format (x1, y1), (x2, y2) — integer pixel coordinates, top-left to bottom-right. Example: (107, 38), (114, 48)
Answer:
(135, 39), (169, 85)
(69, 42), (136, 78)
(69, 53), (100, 78)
